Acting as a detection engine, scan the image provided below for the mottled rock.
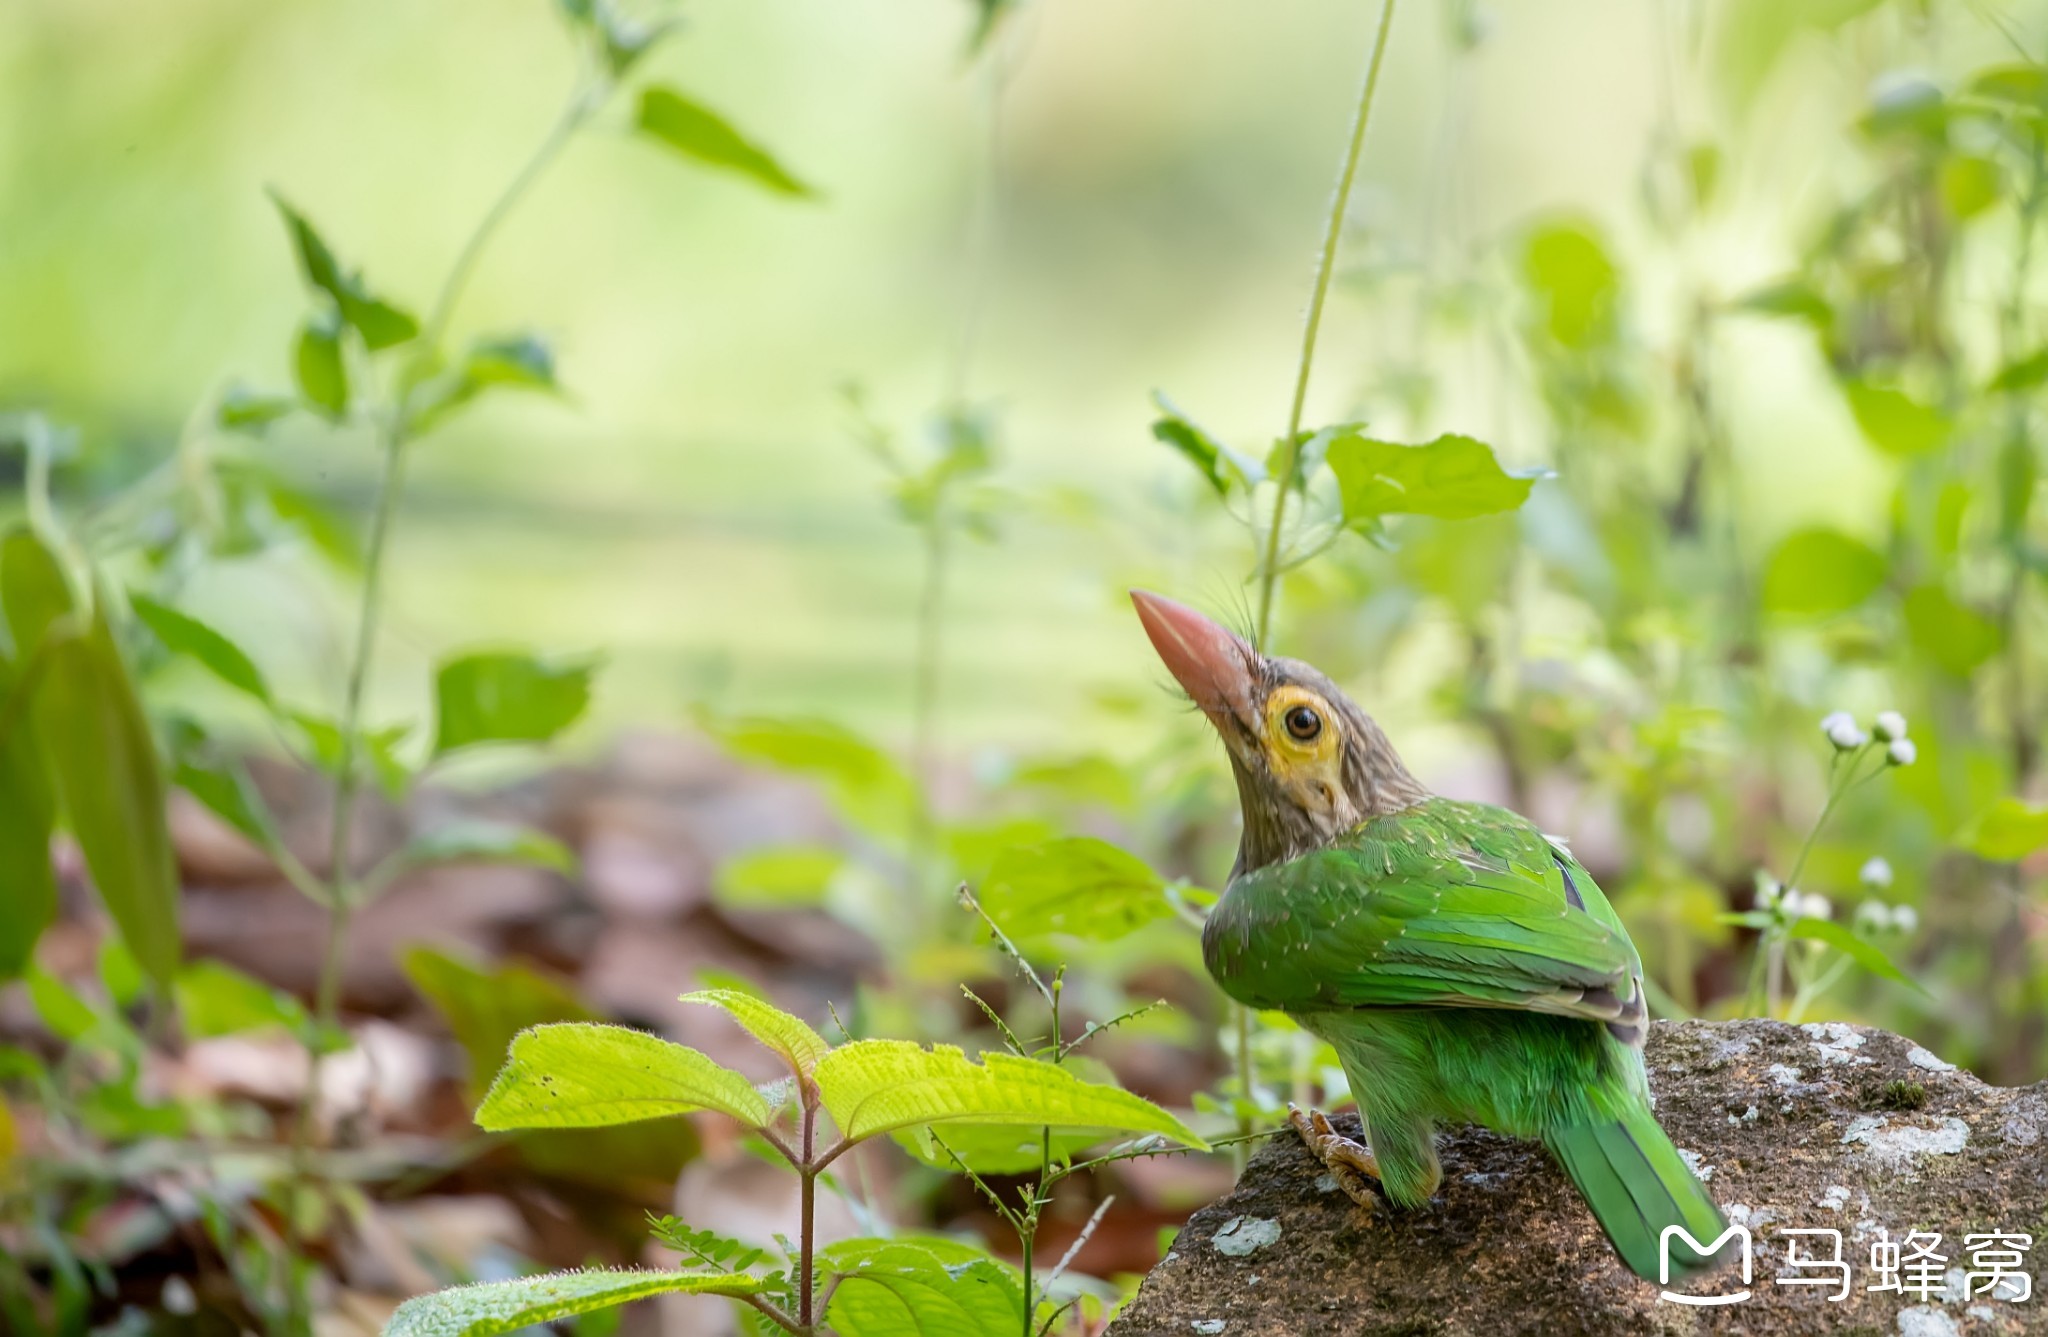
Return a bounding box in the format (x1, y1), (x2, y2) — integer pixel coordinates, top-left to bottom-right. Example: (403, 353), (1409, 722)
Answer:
(1108, 1020), (2048, 1336)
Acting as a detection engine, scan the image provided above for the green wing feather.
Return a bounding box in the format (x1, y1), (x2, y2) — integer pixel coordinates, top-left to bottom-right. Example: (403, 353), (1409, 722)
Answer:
(1202, 797), (1647, 1041)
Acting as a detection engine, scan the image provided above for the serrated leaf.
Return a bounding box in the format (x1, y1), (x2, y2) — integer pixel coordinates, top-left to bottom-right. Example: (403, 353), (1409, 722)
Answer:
(1958, 798), (2048, 862)
(1784, 918), (1924, 993)
(476, 1023), (771, 1132)
(813, 1041), (1205, 1148)
(131, 596), (271, 704)
(393, 821), (576, 877)
(979, 837), (1169, 942)
(433, 651), (595, 757)
(1759, 527), (1886, 618)
(295, 310), (349, 419)
(1327, 431), (1543, 527)
(821, 1238), (1024, 1337)
(383, 1268), (762, 1337)
(636, 87), (814, 198)
(679, 989), (831, 1079)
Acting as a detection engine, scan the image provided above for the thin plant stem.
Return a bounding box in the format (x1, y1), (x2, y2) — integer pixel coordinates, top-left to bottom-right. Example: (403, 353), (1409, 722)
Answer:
(799, 1099), (817, 1329)
(1252, 0), (1399, 650)
(279, 74), (608, 1332)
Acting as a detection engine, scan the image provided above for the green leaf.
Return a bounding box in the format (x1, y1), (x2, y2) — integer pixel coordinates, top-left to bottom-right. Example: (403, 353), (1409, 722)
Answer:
(1902, 585), (2003, 677)
(636, 87), (814, 198)
(0, 657), (58, 981)
(391, 821), (576, 877)
(384, 1269), (762, 1337)
(476, 1023), (771, 1132)
(1326, 432), (1543, 528)
(979, 837), (1170, 942)
(1842, 381), (1948, 456)
(813, 1041), (1206, 1147)
(216, 383), (296, 434)
(1988, 347), (2048, 394)
(131, 596), (271, 704)
(702, 715), (918, 839)
(1940, 153), (2001, 221)
(713, 846), (843, 907)
(1519, 218), (1619, 349)
(294, 310), (349, 420)
(25, 966), (98, 1042)
(1784, 918), (1924, 993)
(1149, 394), (1261, 497)
(821, 1239), (1025, 1337)
(175, 960), (308, 1039)
(1759, 527), (1886, 617)
(269, 192), (419, 351)
(291, 712), (413, 795)
(1971, 64), (2048, 110)
(1735, 277), (1833, 328)
(433, 651), (595, 757)
(409, 333), (562, 435)
(678, 989), (831, 1079)
(3, 539), (180, 986)
(1958, 798), (2048, 862)
(172, 757), (278, 852)
(646, 1216), (767, 1273)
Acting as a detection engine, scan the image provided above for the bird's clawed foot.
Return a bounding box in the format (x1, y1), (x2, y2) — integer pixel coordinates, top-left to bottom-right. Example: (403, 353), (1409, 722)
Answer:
(1287, 1103), (1382, 1214)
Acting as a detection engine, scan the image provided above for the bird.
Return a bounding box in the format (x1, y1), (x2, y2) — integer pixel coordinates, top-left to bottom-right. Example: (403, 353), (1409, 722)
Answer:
(1129, 589), (1726, 1282)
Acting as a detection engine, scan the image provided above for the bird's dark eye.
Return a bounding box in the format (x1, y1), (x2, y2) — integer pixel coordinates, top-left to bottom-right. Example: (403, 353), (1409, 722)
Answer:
(1283, 705), (1322, 741)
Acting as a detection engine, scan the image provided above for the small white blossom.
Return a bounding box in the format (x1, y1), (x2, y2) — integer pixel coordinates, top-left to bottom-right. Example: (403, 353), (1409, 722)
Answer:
(1859, 857), (1894, 889)
(1819, 710), (1856, 737)
(1828, 719), (1870, 750)
(1873, 711), (1908, 742)
(1891, 904), (1919, 934)
(1887, 738), (1917, 766)
(1791, 892), (1833, 922)
(1855, 899), (1891, 932)
(1754, 872), (1783, 909)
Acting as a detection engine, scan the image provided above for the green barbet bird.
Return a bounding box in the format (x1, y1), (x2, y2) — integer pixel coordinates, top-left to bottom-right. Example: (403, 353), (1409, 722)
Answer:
(1131, 591), (1726, 1282)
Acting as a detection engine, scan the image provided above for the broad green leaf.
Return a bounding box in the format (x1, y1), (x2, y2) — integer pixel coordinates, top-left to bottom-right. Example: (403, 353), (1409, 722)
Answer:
(383, 1269), (762, 1337)
(979, 837), (1169, 941)
(1989, 348), (2048, 394)
(814, 1041), (1205, 1147)
(97, 938), (145, 1008)
(1971, 64), (2048, 110)
(637, 87), (814, 197)
(131, 596), (271, 704)
(891, 1121), (1100, 1176)
(26, 967), (98, 1042)
(295, 311), (349, 419)
(714, 846), (842, 907)
(270, 192), (419, 351)
(1842, 381), (1947, 456)
(392, 821), (576, 877)
(702, 715), (918, 838)
(1520, 218), (1619, 349)
(679, 989), (831, 1078)
(433, 651), (595, 757)
(216, 384), (296, 434)
(1759, 527), (1885, 617)
(1959, 799), (2048, 862)
(821, 1239), (1024, 1337)
(172, 757), (278, 852)
(175, 960), (308, 1039)
(4, 541), (180, 986)
(1785, 918), (1924, 993)
(1149, 394), (1260, 497)
(1327, 432), (1542, 528)
(0, 656), (57, 980)
(1940, 154), (2001, 221)
(1903, 585), (2003, 676)
(476, 1023), (771, 1132)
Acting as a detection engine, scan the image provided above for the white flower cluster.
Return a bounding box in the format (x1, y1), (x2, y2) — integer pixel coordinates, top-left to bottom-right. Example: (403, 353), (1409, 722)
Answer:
(1820, 709), (1915, 766)
(1855, 899), (1920, 935)
(1756, 874), (1831, 921)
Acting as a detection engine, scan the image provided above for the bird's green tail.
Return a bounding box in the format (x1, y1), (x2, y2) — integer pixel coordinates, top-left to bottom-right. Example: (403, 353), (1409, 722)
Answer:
(1544, 1102), (1729, 1282)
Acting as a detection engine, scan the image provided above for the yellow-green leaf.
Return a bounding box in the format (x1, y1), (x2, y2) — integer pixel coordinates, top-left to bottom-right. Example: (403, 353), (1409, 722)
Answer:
(980, 837), (1170, 941)
(679, 989), (831, 1078)
(383, 1268), (761, 1337)
(636, 86), (814, 198)
(475, 1023), (770, 1132)
(1959, 798), (2048, 862)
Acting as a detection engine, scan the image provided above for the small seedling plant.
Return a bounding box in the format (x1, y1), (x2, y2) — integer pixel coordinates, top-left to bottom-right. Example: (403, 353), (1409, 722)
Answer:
(384, 989), (1205, 1335)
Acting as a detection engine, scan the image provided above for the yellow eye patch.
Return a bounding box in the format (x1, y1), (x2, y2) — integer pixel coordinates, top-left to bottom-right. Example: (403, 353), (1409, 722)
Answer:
(1265, 686), (1340, 763)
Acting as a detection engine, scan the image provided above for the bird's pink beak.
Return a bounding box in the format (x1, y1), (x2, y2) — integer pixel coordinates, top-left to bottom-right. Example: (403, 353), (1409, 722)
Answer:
(1129, 590), (1258, 727)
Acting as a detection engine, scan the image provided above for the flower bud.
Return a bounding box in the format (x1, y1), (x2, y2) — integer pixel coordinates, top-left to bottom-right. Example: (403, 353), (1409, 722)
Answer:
(1828, 720), (1870, 751)
(1754, 872), (1782, 909)
(1855, 899), (1890, 932)
(1794, 892), (1833, 922)
(1859, 857), (1893, 889)
(1873, 711), (1907, 742)
(1891, 904), (1919, 933)
(1886, 738), (1917, 767)
(1819, 710), (1855, 737)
